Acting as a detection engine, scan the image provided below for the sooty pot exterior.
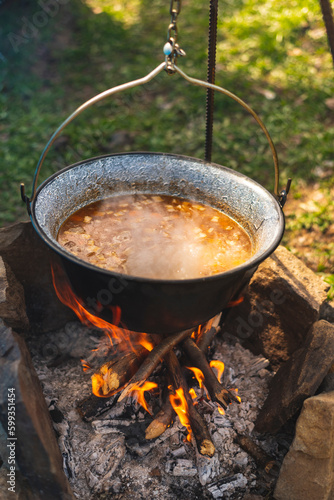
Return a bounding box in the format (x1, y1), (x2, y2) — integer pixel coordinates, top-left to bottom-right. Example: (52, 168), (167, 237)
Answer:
(31, 152), (284, 334)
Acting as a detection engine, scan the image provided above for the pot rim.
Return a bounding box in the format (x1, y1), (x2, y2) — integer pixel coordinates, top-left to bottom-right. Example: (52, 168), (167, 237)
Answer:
(30, 151), (285, 284)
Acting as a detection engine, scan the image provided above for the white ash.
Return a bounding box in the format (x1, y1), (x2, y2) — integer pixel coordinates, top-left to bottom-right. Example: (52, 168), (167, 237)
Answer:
(27, 321), (290, 499)
(208, 473), (248, 499)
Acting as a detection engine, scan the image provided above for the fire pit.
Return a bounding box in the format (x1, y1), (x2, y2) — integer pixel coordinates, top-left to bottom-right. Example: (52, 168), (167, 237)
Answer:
(52, 262), (241, 459)
(27, 316), (279, 499)
(1, 222), (334, 499)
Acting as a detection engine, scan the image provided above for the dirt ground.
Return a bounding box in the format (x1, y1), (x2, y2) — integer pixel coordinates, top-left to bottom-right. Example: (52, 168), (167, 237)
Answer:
(283, 182), (334, 275)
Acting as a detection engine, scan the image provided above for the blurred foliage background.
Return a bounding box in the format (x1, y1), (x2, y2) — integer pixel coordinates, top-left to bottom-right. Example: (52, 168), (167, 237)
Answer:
(0, 0), (333, 278)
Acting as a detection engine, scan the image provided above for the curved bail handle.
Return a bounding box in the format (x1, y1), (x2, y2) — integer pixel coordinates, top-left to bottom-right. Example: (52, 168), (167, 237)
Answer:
(22, 60), (289, 214)
(173, 65), (286, 204)
(21, 62), (166, 214)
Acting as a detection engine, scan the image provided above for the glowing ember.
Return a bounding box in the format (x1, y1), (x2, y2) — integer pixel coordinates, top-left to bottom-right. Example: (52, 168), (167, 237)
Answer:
(128, 381), (158, 415)
(189, 388), (197, 400)
(209, 359), (225, 383)
(169, 388), (192, 442)
(139, 337), (154, 352)
(218, 407), (225, 415)
(81, 359), (92, 372)
(234, 387), (242, 403)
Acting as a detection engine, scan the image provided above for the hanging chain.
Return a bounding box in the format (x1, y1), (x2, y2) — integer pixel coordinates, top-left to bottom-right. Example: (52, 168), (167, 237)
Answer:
(168, 0), (181, 45)
(164, 0), (186, 74)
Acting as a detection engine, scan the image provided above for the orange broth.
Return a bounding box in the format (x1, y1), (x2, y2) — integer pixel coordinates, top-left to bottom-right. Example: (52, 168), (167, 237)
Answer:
(57, 194), (252, 279)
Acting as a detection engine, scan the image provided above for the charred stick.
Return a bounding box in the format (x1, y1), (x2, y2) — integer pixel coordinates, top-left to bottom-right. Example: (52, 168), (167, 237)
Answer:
(146, 316), (222, 439)
(119, 328), (194, 402)
(145, 390), (174, 440)
(182, 337), (240, 410)
(196, 313), (222, 354)
(164, 349), (215, 457)
(196, 326), (217, 354)
(146, 315), (221, 437)
(235, 434), (279, 476)
(76, 392), (120, 422)
(92, 346), (148, 397)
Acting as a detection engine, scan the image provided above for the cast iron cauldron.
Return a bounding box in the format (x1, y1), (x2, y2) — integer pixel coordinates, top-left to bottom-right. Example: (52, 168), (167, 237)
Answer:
(22, 63), (287, 334)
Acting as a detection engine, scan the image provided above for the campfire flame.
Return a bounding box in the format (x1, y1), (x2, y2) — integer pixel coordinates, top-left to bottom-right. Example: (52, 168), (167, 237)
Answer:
(209, 359), (225, 383)
(139, 338), (154, 352)
(91, 373), (106, 398)
(51, 263), (154, 355)
(186, 366), (205, 390)
(227, 296), (244, 307)
(51, 262), (155, 395)
(52, 264), (122, 344)
(234, 387), (242, 403)
(185, 366), (210, 400)
(169, 388), (192, 442)
(51, 263), (240, 430)
(191, 324), (202, 341)
(129, 381), (158, 415)
(188, 388), (197, 400)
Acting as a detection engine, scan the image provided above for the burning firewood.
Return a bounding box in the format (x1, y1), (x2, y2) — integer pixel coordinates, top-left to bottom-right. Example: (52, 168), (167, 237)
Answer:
(182, 337), (240, 410)
(118, 328), (194, 402)
(164, 349), (215, 457)
(145, 391), (174, 440)
(146, 316), (223, 441)
(196, 313), (222, 354)
(91, 346), (148, 397)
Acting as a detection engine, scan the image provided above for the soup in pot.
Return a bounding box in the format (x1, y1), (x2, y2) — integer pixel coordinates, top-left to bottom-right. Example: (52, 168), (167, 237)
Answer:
(57, 194), (253, 279)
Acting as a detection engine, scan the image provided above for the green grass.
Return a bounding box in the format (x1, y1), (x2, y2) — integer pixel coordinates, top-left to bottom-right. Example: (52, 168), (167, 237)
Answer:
(286, 191), (333, 233)
(325, 275), (334, 300)
(0, 0), (333, 226)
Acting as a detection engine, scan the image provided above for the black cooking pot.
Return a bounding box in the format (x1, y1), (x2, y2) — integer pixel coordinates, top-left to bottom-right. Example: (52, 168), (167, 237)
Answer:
(22, 64), (287, 334)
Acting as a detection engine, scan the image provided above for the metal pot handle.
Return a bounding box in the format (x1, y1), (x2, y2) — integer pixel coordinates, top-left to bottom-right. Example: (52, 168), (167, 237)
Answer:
(21, 61), (290, 213)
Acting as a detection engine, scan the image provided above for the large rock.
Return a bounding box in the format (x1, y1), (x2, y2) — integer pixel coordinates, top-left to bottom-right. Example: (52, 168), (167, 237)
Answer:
(223, 245), (332, 369)
(0, 222), (75, 333)
(255, 320), (334, 434)
(0, 321), (74, 499)
(274, 391), (334, 500)
(0, 256), (29, 332)
(0, 466), (36, 499)
(320, 299), (334, 324)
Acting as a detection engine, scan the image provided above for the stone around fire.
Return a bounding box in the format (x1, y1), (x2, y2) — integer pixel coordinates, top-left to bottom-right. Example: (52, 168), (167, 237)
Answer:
(255, 320), (334, 434)
(223, 245), (332, 370)
(0, 256), (29, 331)
(0, 222), (75, 333)
(274, 391), (334, 500)
(0, 321), (74, 499)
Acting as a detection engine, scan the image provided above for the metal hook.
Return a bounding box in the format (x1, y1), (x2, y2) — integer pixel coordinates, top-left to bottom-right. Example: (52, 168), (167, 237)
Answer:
(20, 183), (31, 215)
(279, 178), (292, 208)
